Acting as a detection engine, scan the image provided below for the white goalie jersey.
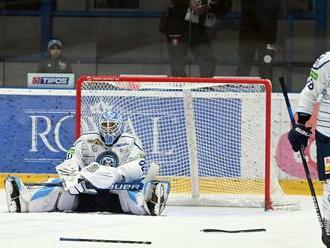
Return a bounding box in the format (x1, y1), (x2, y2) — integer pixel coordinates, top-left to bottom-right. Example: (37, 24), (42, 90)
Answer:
(56, 131), (146, 190)
(297, 51), (330, 137)
(5, 109), (169, 216)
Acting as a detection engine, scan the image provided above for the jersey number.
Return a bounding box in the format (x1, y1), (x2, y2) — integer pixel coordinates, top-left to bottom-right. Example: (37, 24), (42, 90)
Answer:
(307, 79), (314, 90)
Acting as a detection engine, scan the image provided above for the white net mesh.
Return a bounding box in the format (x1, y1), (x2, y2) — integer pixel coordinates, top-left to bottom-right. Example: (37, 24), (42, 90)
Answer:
(77, 77), (292, 209)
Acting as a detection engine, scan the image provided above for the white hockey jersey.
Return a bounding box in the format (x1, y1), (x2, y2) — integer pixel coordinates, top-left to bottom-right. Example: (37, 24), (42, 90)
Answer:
(297, 51), (330, 137)
(56, 132), (146, 189)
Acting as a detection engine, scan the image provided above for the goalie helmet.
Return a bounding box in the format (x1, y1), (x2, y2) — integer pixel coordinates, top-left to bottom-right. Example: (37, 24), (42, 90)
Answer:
(98, 111), (124, 146)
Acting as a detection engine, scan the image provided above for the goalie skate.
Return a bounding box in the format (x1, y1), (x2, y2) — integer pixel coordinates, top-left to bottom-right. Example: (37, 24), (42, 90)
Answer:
(5, 176), (25, 213)
(144, 181), (170, 216)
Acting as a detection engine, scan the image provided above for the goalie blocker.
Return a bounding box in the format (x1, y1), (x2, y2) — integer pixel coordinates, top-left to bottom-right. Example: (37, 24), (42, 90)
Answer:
(5, 176), (170, 216)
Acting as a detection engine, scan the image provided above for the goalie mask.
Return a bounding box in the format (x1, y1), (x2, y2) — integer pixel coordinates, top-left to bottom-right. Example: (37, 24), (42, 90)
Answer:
(98, 111), (124, 146)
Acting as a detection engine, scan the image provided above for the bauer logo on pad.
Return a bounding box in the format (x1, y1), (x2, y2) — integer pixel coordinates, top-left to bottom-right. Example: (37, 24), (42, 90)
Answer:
(108, 183), (143, 191)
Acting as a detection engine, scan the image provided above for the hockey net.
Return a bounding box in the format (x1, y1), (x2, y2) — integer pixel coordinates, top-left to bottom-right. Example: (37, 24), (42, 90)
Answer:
(76, 76), (296, 210)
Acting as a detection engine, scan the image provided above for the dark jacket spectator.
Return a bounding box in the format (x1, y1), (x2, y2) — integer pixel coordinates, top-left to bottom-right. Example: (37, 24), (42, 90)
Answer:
(163, 0), (231, 77)
(240, 0), (278, 44)
(237, 0), (280, 80)
(38, 39), (72, 73)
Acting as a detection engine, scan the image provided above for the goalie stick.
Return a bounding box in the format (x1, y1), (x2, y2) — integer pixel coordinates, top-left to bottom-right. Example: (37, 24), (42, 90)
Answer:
(278, 76), (329, 245)
(60, 237), (151, 244)
(201, 228), (266, 233)
(26, 162), (160, 191)
(25, 182), (144, 191)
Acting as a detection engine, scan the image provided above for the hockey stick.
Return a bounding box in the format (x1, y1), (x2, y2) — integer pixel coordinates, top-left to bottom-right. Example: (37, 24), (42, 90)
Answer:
(25, 163), (160, 190)
(25, 182), (144, 191)
(201, 228), (266, 233)
(278, 76), (328, 240)
(60, 237), (151, 244)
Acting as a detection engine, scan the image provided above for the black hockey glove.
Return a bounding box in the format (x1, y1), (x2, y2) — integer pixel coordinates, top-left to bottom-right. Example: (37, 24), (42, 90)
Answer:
(287, 124), (311, 152)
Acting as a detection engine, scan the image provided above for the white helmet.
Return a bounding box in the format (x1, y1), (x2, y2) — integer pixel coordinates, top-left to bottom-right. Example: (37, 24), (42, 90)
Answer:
(98, 111), (124, 146)
(47, 39), (63, 50)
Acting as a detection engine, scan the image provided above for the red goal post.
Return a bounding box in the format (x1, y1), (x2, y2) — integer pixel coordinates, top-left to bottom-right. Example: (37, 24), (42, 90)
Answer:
(76, 76), (275, 210)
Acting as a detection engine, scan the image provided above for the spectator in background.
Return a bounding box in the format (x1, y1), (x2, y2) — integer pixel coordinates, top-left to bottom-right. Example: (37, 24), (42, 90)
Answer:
(162, 0), (231, 77)
(38, 39), (72, 73)
(236, 0), (280, 80)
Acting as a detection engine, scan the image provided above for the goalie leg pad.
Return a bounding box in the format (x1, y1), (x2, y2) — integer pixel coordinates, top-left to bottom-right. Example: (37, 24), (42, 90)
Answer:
(112, 180), (170, 216)
(28, 187), (61, 212)
(28, 178), (78, 212)
(26, 178), (63, 212)
(5, 177), (61, 212)
(112, 190), (147, 215)
(5, 177), (77, 213)
(56, 190), (78, 211)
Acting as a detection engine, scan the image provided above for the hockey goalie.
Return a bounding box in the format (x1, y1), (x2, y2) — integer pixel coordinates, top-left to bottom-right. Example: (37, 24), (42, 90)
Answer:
(5, 110), (170, 216)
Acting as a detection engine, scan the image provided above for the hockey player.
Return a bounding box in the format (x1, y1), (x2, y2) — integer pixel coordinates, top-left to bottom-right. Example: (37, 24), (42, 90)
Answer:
(287, 51), (330, 247)
(5, 110), (169, 216)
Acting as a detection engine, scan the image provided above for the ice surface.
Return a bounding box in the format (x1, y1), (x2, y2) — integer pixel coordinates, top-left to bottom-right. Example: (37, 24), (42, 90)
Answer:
(0, 190), (325, 248)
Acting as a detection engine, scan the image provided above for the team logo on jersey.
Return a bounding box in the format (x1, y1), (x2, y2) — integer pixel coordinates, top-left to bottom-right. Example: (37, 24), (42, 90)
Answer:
(96, 150), (119, 167)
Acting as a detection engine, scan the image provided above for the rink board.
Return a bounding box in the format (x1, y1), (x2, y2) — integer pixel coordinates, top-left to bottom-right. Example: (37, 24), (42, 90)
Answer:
(0, 90), (75, 174)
